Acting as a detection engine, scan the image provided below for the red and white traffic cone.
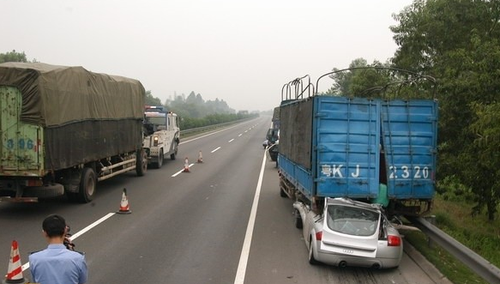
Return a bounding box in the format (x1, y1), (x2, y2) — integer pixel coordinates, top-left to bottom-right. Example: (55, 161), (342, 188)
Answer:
(3, 240), (25, 284)
(116, 188), (131, 214)
(183, 157), (191, 173)
(197, 151), (203, 163)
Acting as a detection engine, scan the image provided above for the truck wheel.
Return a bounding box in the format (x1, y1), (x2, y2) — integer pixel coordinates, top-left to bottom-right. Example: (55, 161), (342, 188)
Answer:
(294, 209), (303, 229)
(78, 168), (96, 203)
(157, 150), (164, 168)
(280, 187), (287, 198)
(170, 144), (177, 160)
(151, 150), (164, 169)
(136, 149), (147, 176)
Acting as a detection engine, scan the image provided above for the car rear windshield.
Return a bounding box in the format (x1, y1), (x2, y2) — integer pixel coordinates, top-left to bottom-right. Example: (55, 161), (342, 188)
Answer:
(326, 205), (380, 236)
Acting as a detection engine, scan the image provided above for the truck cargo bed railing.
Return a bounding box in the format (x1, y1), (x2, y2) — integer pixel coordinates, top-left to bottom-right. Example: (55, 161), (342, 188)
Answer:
(282, 75), (315, 101)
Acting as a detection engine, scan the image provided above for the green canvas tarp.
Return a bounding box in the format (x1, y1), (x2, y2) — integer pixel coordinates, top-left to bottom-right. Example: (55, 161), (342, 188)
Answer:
(0, 62), (145, 171)
(0, 62), (145, 126)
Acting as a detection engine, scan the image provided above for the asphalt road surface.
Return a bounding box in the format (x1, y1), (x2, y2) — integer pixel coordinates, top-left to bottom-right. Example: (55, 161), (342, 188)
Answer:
(0, 117), (444, 284)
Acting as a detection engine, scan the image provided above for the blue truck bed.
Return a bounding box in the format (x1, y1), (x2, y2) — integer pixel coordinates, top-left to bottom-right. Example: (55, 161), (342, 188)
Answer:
(278, 96), (438, 204)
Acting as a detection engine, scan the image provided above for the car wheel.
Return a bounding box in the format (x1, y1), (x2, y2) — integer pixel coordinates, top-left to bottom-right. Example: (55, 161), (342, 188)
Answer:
(294, 209), (303, 229)
(308, 237), (319, 265)
(78, 167), (96, 203)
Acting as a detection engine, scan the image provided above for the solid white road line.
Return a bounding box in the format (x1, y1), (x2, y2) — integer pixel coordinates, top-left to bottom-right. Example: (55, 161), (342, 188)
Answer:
(233, 152), (267, 284)
(69, 213), (115, 240)
(171, 163), (195, 177)
(21, 212), (116, 271)
(211, 147), (221, 153)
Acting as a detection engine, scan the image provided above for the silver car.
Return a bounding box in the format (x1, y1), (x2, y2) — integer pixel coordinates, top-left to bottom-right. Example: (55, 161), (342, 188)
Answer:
(293, 197), (403, 269)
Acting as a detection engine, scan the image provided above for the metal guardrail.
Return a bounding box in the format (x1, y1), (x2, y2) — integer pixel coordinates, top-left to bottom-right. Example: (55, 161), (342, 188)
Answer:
(408, 216), (500, 284)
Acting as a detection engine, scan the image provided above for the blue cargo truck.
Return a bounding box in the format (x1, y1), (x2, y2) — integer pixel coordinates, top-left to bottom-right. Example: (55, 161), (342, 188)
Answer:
(278, 72), (438, 216)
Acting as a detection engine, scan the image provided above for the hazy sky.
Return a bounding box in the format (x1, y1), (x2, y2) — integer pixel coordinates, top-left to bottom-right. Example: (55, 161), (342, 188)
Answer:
(2, 0), (413, 112)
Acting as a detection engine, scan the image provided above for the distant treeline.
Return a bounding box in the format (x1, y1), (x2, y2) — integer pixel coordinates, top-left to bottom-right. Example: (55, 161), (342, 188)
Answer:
(180, 112), (256, 129)
(146, 90), (257, 129)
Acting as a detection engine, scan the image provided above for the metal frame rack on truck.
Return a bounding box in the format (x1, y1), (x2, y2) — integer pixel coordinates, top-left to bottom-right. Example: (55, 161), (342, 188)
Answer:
(278, 68), (438, 217)
(0, 62), (148, 203)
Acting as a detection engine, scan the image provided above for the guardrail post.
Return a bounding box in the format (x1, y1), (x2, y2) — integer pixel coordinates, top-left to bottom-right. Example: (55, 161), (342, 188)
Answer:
(424, 215), (436, 248)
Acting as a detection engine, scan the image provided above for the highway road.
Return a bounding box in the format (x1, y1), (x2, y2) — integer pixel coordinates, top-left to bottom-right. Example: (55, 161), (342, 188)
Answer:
(0, 117), (444, 284)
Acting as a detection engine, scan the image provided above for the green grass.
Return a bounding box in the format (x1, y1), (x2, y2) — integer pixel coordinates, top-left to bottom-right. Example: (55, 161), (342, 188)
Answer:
(432, 196), (500, 267)
(401, 195), (500, 284)
(403, 230), (487, 284)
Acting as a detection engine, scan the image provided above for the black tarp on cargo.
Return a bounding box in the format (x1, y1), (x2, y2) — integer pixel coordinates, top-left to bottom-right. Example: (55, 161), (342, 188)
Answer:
(0, 62), (145, 170)
(279, 98), (313, 170)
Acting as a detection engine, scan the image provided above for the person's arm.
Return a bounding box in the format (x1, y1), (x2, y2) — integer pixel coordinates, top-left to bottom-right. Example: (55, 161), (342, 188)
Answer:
(78, 255), (88, 284)
(28, 255), (38, 283)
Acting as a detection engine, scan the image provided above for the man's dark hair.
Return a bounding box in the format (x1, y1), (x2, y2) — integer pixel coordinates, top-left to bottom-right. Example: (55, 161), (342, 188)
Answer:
(42, 214), (66, 238)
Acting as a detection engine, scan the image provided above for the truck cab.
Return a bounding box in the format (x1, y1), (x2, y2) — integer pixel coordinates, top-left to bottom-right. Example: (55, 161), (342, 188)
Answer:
(142, 106), (180, 168)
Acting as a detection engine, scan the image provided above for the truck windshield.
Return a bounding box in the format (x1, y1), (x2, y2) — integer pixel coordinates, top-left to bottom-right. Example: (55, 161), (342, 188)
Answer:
(326, 205), (379, 236)
(146, 117), (166, 125)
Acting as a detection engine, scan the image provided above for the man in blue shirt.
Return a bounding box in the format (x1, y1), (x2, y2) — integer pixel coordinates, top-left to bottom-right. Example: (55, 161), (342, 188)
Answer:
(29, 214), (88, 284)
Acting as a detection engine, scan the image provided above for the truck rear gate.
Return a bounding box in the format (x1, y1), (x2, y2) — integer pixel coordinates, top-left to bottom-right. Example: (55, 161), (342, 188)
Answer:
(0, 86), (43, 177)
(381, 100), (438, 200)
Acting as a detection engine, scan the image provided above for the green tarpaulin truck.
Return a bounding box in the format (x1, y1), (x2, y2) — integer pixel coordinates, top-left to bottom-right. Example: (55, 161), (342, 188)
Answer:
(0, 62), (148, 203)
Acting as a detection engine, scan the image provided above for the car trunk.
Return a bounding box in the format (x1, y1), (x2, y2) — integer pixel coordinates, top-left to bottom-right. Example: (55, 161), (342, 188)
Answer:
(320, 203), (381, 258)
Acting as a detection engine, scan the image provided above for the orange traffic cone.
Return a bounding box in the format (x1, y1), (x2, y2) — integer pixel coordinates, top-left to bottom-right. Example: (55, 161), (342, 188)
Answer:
(4, 240), (25, 284)
(197, 151), (203, 163)
(116, 188), (131, 214)
(183, 157), (191, 173)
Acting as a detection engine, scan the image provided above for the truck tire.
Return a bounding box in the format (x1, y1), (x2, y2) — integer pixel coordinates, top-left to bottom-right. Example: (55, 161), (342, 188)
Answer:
(157, 150), (164, 168)
(136, 149), (147, 176)
(152, 150), (164, 169)
(78, 168), (96, 203)
(170, 143), (178, 160)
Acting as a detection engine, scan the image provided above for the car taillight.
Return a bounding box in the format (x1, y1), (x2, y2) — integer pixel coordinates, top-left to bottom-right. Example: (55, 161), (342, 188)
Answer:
(387, 235), (401, 246)
(315, 231), (323, 241)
